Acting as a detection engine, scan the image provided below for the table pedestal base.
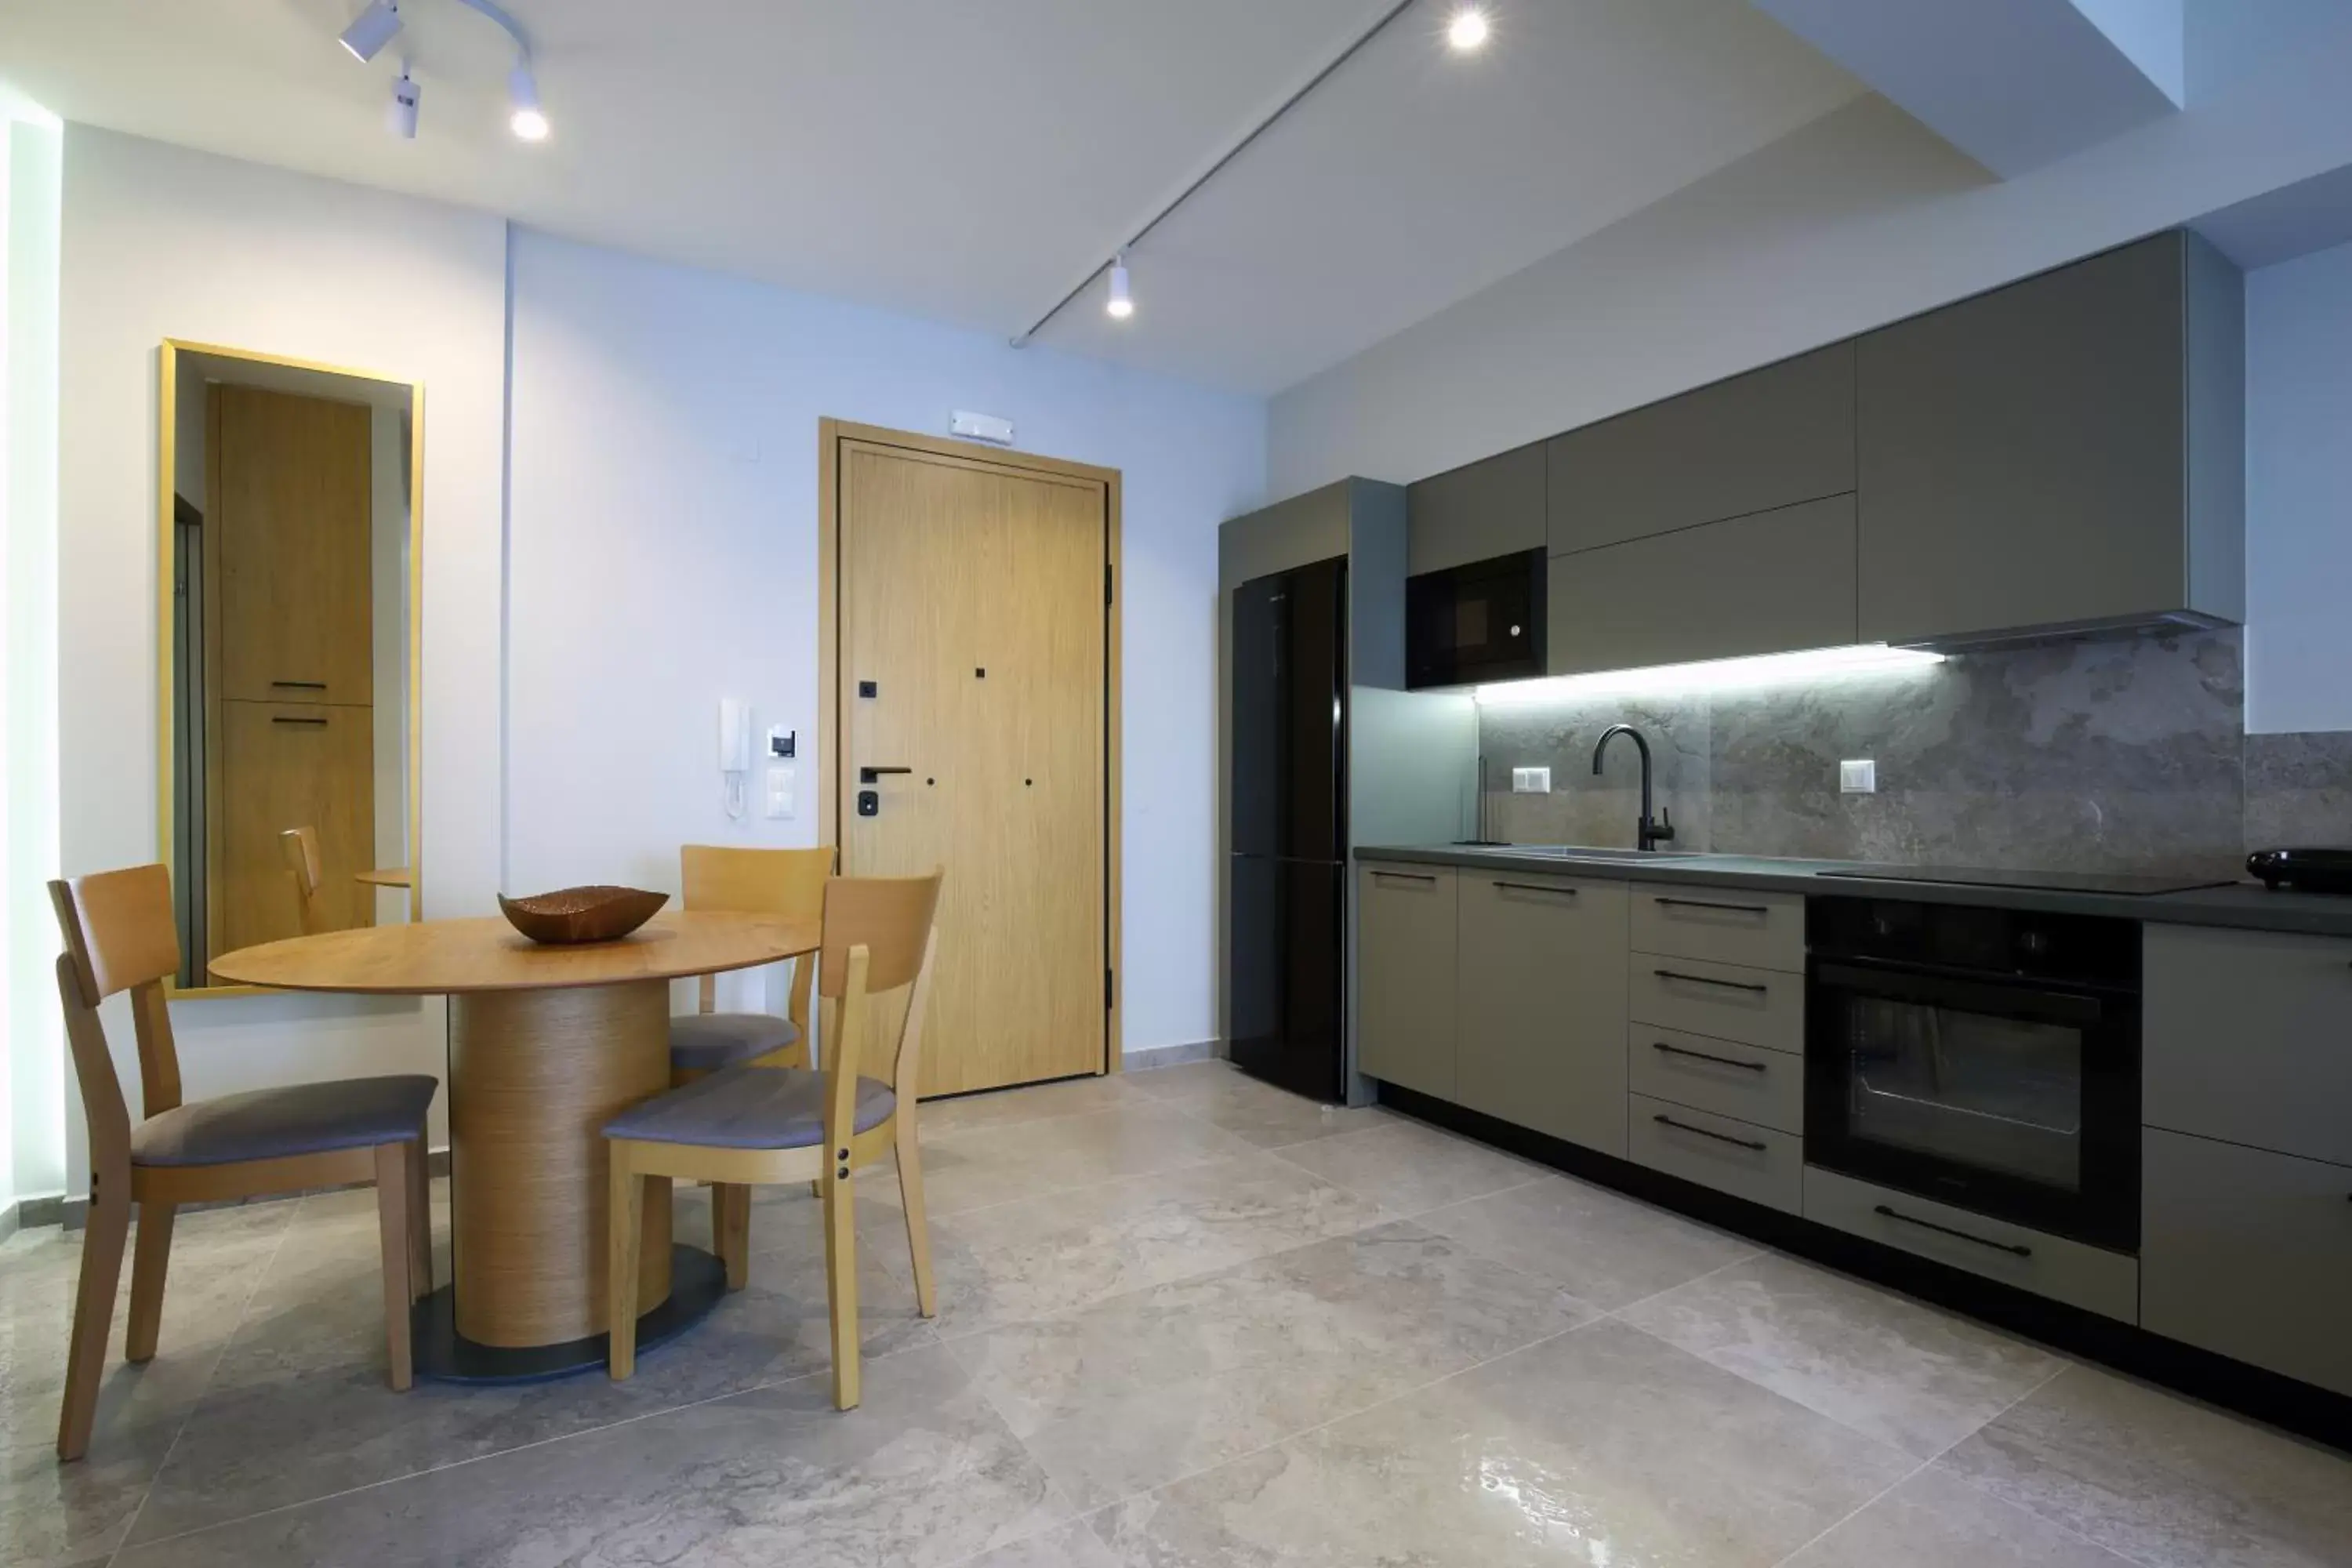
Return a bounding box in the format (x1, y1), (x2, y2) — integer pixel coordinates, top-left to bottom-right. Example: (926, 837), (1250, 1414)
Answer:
(412, 1243), (727, 1383)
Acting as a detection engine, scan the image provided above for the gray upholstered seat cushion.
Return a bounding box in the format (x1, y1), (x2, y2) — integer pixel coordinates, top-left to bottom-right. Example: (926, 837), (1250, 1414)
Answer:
(132, 1076), (437, 1168)
(604, 1065), (895, 1151)
(667, 1012), (801, 1073)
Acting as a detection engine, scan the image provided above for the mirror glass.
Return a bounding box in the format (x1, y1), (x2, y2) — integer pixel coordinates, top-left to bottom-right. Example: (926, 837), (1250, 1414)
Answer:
(162, 343), (419, 991)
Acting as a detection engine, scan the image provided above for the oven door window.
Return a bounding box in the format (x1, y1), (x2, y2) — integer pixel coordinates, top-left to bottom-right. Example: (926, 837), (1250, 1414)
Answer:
(1841, 997), (2084, 1191)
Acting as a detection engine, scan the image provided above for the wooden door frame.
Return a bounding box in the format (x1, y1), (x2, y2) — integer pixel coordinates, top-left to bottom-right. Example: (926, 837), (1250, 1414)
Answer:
(815, 418), (1124, 1075)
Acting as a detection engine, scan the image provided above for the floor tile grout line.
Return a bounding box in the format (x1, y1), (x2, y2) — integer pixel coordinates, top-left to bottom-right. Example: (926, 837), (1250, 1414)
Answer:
(1909, 1365), (2168, 1568)
(1761, 1358), (2089, 1568)
(104, 1203), (302, 1568)
(105, 1326), (952, 1559)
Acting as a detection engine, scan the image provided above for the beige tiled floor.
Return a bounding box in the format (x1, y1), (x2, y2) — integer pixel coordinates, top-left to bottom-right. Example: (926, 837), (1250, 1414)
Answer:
(4, 1058), (2347, 1566)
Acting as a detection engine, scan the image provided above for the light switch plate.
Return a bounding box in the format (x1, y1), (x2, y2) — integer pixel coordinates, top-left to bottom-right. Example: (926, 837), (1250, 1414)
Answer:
(764, 764), (797, 819)
(1511, 766), (1552, 794)
(1840, 759), (1877, 794)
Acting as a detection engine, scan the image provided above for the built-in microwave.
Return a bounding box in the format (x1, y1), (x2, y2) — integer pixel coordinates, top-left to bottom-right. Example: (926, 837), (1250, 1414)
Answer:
(1405, 548), (1546, 689)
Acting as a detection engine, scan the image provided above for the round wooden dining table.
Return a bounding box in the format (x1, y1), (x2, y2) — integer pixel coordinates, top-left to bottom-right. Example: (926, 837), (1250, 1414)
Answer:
(210, 909), (820, 1381)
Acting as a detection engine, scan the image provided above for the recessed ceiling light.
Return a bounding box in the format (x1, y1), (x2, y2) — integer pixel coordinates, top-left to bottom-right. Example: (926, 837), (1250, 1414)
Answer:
(339, 0), (403, 63)
(1446, 5), (1490, 53)
(1106, 256), (1134, 320)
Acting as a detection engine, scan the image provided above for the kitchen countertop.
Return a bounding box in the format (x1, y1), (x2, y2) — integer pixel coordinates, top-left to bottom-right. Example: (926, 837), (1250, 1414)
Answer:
(1356, 844), (2352, 938)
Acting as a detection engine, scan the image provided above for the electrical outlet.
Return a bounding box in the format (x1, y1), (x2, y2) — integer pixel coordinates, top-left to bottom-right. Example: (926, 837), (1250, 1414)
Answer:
(1511, 766), (1552, 794)
(1840, 759), (1877, 794)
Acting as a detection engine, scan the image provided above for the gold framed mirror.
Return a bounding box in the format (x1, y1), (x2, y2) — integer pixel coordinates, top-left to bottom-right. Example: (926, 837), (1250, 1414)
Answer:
(157, 340), (423, 996)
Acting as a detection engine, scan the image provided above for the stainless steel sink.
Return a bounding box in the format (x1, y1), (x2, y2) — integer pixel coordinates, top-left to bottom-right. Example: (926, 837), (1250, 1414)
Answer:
(1445, 844), (1701, 863)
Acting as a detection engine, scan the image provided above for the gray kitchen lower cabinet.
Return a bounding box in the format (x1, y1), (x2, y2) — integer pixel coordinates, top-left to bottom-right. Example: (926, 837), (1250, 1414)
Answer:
(1356, 864), (1457, 1100)
(1628, 1094), (1801, 1213)
(2144, 924), (2352, 1169)
(1801, 1166), (2140, 1323)
(1456, 872), (1629, 1156)
(1628, 1024), (1802, 1134)
(2143, 1128), (2352, 1397)
(1546, 495), (1857, 676)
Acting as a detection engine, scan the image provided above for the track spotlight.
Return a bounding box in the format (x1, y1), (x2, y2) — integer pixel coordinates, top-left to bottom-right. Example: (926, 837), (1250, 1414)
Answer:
(1106, 255), (1134, 320)
(387, 67), (420, 139)
(339, 0), (404, 64)
(508, 61), (548, 140)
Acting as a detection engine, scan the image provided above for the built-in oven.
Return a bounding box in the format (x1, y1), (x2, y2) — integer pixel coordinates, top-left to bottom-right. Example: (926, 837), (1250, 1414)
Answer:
(1806, 897), (2140, 1254)
(1404, 548), (1545, 688)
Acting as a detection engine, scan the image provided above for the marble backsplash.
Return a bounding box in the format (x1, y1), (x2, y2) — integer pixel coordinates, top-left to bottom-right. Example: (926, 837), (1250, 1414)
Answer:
(1478, 629), (2352, 880)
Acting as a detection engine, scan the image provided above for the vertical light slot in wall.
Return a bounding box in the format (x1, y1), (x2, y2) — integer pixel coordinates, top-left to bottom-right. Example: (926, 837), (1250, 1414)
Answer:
(1, 88), (65, 1216)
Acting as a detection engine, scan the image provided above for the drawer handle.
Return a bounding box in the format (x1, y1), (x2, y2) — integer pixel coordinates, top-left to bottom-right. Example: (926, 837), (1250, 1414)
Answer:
(1871, 1204), (2032, 1258)
(1651, 1040), (1766, 1073)
(1653, 896), (1769, 916)
(1651, 1113), (1767, 1152)
(1370, 871), (1436, 884)
(271, 716), (330, 727)
(270, 679), (328, 690)
(1653, 967), (1769, 995)
(1494, 881), (1577, 898)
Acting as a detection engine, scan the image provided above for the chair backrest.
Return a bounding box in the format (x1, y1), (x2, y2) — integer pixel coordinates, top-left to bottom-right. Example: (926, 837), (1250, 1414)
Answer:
(680, 844), (834, 1025)
(49, 866), (187, 1180)
(818, 872), (943, 1120)
(282, 826), (325, 935)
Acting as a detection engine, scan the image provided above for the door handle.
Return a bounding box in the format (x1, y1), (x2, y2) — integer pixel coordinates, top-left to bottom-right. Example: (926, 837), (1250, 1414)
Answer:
(858, 766), (914, 783)
(1871, 1204), (2032, 1258)
(1494, 882), (1577, 898)
(1650, 1040), (1766, 1073)
(270, 716), (329, 727)
(1653, 967), (1770, 995)
(270, 679), (328, 691)
(1650, 1114), (1767, 1152)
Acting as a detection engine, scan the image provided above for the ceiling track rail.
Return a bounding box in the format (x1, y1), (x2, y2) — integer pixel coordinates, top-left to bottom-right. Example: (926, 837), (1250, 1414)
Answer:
(1010, 0), (1421, 348)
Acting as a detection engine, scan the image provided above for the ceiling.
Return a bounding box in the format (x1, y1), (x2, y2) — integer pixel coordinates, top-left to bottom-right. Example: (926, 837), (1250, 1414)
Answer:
(0, 0), (1864, 394)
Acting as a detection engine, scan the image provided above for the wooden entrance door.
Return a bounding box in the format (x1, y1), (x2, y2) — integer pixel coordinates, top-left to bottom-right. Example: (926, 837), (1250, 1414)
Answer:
(829, 429), (1117, 1095)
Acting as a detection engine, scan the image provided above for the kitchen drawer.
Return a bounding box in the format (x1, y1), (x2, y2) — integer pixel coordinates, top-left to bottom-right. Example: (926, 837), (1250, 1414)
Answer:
(1802, 1165), (2139, 1323)
(2144, 924), (2352, 1168)
(1629, 884), (1804, 973)
(1628, 1025), (1803, 1134)
(2143, 1127), (2352, 1397)
(1628, 1094), (1800, 1214)
(1630, 955), (1803, 1054)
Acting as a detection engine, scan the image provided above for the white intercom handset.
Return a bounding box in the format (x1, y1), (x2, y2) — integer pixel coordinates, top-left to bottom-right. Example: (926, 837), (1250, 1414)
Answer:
(719, 699), (752, 818)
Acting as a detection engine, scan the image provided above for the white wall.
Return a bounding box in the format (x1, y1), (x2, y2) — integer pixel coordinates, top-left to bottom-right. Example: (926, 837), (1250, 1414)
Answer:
(2245, 237), (2352, 735)
(506, 230), (1265, 1048)
(58, 127), (509, 1187)
(1269, 12), (2352, 495)
(4, 101), (64, 1212)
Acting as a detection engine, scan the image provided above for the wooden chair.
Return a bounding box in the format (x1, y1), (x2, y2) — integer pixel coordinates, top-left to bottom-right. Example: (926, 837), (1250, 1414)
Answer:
(670, 844), (834, 1284)
(281, 826), (325, 935)
(605, 871), (943, 1410)
(49, 865), (437, 1461)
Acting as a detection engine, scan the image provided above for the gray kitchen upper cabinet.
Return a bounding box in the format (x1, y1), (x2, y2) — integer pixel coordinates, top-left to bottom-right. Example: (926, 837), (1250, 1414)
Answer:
(1406, 443), (1546, 575)
(1857, 230), (2244, 645)
(1546, 343), (1854, 555)
(1546, 495), (1857, 675)
(1356, 862), (1457, 1100)
(1455, 872), (1629, 1156)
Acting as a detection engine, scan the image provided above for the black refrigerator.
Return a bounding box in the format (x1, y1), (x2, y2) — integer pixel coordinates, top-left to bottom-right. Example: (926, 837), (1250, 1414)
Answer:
(1228, 555), (1347, 1102)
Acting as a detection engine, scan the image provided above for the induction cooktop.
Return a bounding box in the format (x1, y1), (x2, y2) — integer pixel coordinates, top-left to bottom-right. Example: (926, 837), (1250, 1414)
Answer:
(1814, 866), (2237, 897)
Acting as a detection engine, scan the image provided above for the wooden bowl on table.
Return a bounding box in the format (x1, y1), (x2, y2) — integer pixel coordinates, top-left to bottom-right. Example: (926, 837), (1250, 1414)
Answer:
(496, 886), (670, 945)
